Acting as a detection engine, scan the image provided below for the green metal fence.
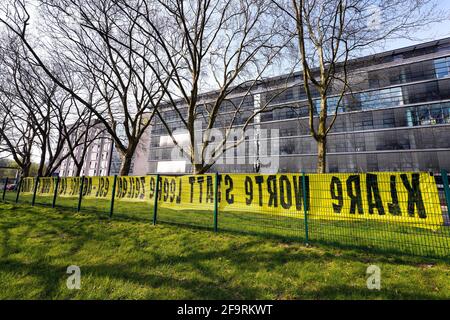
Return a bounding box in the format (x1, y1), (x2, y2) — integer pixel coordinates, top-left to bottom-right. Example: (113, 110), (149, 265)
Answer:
(1, 171), (449, 258)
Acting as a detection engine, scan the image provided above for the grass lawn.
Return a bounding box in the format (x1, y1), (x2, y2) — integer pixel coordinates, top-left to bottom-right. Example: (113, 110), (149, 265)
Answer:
(0, 201), (449, 299)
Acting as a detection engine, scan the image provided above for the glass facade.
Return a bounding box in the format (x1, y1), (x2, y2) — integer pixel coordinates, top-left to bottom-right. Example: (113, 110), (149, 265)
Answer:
(144, 41), (450, 174)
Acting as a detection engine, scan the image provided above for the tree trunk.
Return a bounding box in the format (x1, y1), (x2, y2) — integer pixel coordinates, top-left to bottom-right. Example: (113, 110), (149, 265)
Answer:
(75, 164), (83, 177)
(317, 138), (327, 173)
(119, 153), (133, 176)
(37, 156), (45, 177)
(193, 163), (205, 174)
(21, 162), (31, 178)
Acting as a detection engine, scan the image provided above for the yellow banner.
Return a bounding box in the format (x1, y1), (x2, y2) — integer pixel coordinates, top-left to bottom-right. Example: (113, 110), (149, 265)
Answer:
(19, 172), (443, 230)
(307, 172), (442, 227)
(115, 176), (156, 202)
(83, 176), (114, 199)
(80, 176), (158, 202)
(20, 177), (35, 194)
(37, 177), (57, 196)
(58, 177), (82, 197)
(156, 172), (443, 229)
(158, 175), (215, 211)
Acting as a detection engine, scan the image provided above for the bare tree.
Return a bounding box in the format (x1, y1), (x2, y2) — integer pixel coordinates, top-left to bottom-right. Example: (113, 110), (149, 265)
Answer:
(59, 104), (106, 177)
(0, 0), (167, 175)
(0, 34), (38, 178)
(0, 98), (36, 177)
(0, 28), (102, 177)
(273, 0), (447, 173)
(117, 0), (294, 174)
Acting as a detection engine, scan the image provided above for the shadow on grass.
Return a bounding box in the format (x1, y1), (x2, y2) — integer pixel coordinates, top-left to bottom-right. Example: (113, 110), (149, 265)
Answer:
(2, 200), (450, 264)
(0, 245), (446, 299)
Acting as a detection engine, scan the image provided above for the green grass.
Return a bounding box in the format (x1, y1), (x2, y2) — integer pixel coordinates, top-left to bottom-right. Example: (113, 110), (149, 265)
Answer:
(0, 201), (449, 299)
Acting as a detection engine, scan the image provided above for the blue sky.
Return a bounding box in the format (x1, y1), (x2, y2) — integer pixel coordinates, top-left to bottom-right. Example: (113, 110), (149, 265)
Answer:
(382, 0), (450, 51)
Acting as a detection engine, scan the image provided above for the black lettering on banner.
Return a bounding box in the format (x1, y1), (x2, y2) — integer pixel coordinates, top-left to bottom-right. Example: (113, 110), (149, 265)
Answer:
(157, 176), (163, 201)
(170, 179), (176, 202)
(267, 175), (278, 208)
(70, 179), (80, 196)
(225, 175), (234, 204)
(401, 173), (426, 218)
(130, 177), (134, 198)
(217, 175), (223, 203)
(74, 179), (80, 195)
(176, 178), (182, 203)
(104, 177), (109, 197)
(96, 177), (109, 198)
(59, 178), (67, 195)
(245, 176), (253, 206)
(122, 178), (127, 198)
(366, 173), (385, 215)
(149, 177), (155, 199)
(197, 176), (204, 203)
(279, 175), (292, 210)
(40, 179), (51, 194)
(116, 178), (122, 198)
(189, 176), (195, 203)
(255, 176), (264, 207)
(135, 177), (140, 198)
(66, 179), (71, 195)
(133, 178), (138, 198)
(293, 176), (304, 211)
(83, 177), (92, 196)
(96, 178), (103, 197)
(129, 178), (135, 198)
(136, 178), (140, 198)
(39, 179), (44, 194)
(388, 175), (401, 215)
(163, 178), (169, 201)
(118, 178), (123, 198)
(330, 176), (343, 213)
(140, 177), (146, 199)
(206, 176), (214, 203)
(134, 177), (139, 198)
(134, 178), (139, 198)
(347, 175), (363, 214)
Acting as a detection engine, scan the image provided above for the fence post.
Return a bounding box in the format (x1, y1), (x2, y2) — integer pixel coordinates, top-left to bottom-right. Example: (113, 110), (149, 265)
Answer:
(31, 176), (39, 206)
(302, 172), (309, 245)
(77, 176), (85, 212)
(109, 175), (118, 218)
(15, 178), (22, 203)
(441, 169), (450, 219)
(2, 177), (8, 201)
(52, 176), (60, 208)
(213, 173), (219, 232)
(153, 174), (160, 225)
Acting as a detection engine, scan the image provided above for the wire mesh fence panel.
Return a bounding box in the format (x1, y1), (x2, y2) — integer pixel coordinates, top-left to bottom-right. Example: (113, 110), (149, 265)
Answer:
(4, 190), (18, 203)
(34, 177), (57, 207)
(217, 174), (306, 241)
(79, 176), (114, 216)
(55, 177), (83, 212)
(156, 175), (215, 230)
(17, 177), (36, 205)
(0, 178), (5, 202)
(1, 171), (448, 258)
(0, 178), (15, 202)
(3, 177), (19, 203)
(306, 172), (449, 258)
(113, 175), (155, 222)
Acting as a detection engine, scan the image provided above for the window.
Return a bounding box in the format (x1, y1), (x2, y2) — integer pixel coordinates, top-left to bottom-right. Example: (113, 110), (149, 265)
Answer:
(383, 117), (395, 128)
(435, 57), (450, 79)
(355, 137), (365, 152)
(280, 128), (297, 137)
